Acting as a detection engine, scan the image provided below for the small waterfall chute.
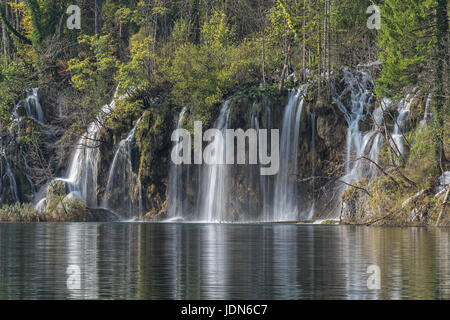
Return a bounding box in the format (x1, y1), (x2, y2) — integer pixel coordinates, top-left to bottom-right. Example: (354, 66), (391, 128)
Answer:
(4, 156), (20, 203)
(35, 89), (120, 211)
(167, 107), (188, 219)
(251, 100), (273, 222)
(391, 94), (414, 156)
(308, 112), (316, 220)
(198, 99), (232, 222)
(272, 85), (307, 222)
(102, 113), (145, 218)
(1, 88), (47, 205)
(331, 68), (380, 216)
(420, 94), (433, 128)
(12, 88), (45, 124)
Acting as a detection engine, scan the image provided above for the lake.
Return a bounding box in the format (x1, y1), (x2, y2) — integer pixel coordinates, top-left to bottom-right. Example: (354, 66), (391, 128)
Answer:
(0, 222), (449, 299)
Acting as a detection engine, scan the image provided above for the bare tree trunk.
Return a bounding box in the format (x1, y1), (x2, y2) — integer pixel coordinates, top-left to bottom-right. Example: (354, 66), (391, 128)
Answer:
(323, 0), (327, 79)
(301, 0), (306, 82)
(279, 45), (291, 92)
(95, 0), (103, 37)
(192, 0), (200, 44)
(1, 0), (9, 62)
(317, 1), (321, 92)
(327, 0), (331, 81)
(435, 187), (449, 227)
(262, 33), (266, 86)
(433, 0), (448, 173)
(260, 0), (266, 86)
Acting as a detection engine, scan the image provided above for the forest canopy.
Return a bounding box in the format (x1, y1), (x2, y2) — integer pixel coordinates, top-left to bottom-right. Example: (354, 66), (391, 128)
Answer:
(0, 0), (448, 174)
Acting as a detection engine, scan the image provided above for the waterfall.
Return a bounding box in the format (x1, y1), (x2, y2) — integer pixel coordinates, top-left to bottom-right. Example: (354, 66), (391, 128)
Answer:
(4, 156), (19, 203)
(391, 94), (413, 156)
(103, 114), (145, 218)
(272, 86), (307, 222)
(25, 88), (45, 123)
(334, 68), (373, 180)
(167, 107), (188, 219)
(198, 99), (232, 222)
(261, 103), (272, 221)
(420, 94), (433, 128)
(333, 68), (374, 177)
(307, 113), (316, 220)
(60, 112), (105, 206)
(367, 106), (383, 178)
(251, 101), (272, 222)
(0, 88), (47, 205)
(36, 90), (119, 210)
(12, 88), (45, 124)
(331, 68), (381, 215)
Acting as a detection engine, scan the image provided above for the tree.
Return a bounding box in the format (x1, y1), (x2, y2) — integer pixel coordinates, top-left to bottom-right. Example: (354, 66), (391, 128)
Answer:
(0, 1), (32, 45)
(433, 0), (449, 172)
(376, 0), (435, 97)
(95, 0), (103, 37)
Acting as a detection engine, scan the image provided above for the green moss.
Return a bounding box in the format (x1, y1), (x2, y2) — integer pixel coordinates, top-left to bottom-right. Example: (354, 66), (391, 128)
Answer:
(406, 126), (439, 188)
(135, 106), (172, 217)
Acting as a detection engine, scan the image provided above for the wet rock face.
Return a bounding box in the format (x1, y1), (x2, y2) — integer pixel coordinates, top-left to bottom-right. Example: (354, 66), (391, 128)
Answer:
(225, 94), (286, 220)
(132, 87), (350, 221)
(340, 188), (374, 224)
(135, 108), (173, 218)
(1, 118), (45, 205)
(316, 114), (345, 149)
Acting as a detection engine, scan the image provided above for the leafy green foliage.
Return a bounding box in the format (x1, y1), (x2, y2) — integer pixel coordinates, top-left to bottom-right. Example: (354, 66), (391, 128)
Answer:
(68, 35), (119, 93)
(168, 11), (260, 124)
(116, 31), (155, 91)
(0, 61), (33, 129)
(376, 0), (435, 97)
(407, 126), (440, 187)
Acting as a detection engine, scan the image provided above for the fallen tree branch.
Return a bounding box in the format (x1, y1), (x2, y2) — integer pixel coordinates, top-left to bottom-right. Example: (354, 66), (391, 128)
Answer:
(365, 211), (396, 226)
(435, 187), (449, 227)
(336, 179), (372, 197)
(358, 156), (400, 186)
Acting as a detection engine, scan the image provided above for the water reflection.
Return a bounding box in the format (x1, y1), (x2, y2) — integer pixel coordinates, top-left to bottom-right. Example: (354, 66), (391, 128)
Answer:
(0, 223), (448, 299)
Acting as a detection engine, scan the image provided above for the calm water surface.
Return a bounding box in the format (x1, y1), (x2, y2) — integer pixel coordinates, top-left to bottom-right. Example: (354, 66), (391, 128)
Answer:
(0, 223), (449, 299)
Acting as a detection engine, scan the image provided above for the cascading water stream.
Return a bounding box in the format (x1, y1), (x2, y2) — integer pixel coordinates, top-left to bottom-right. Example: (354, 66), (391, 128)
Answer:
(167, 107), (188, 219)
(4, 156), (19, 203)
(198, 99), (232, 222)
(272, 85), (307, 222)
(251, 101), (272, 222)
(1, 88), (47, 204)
(12, 88), (45, 124)
(261, 103), (272, 221)
(334, 69), (373, 178)
(330, 68), (382, 216)
(391, 94), (414, 156)
(25, 88), (45, 123)
(36, 89), (119, 211)
(307, 113), (316, 220)
(103, 113), (145, 218)
(420, 94), (433, 128)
